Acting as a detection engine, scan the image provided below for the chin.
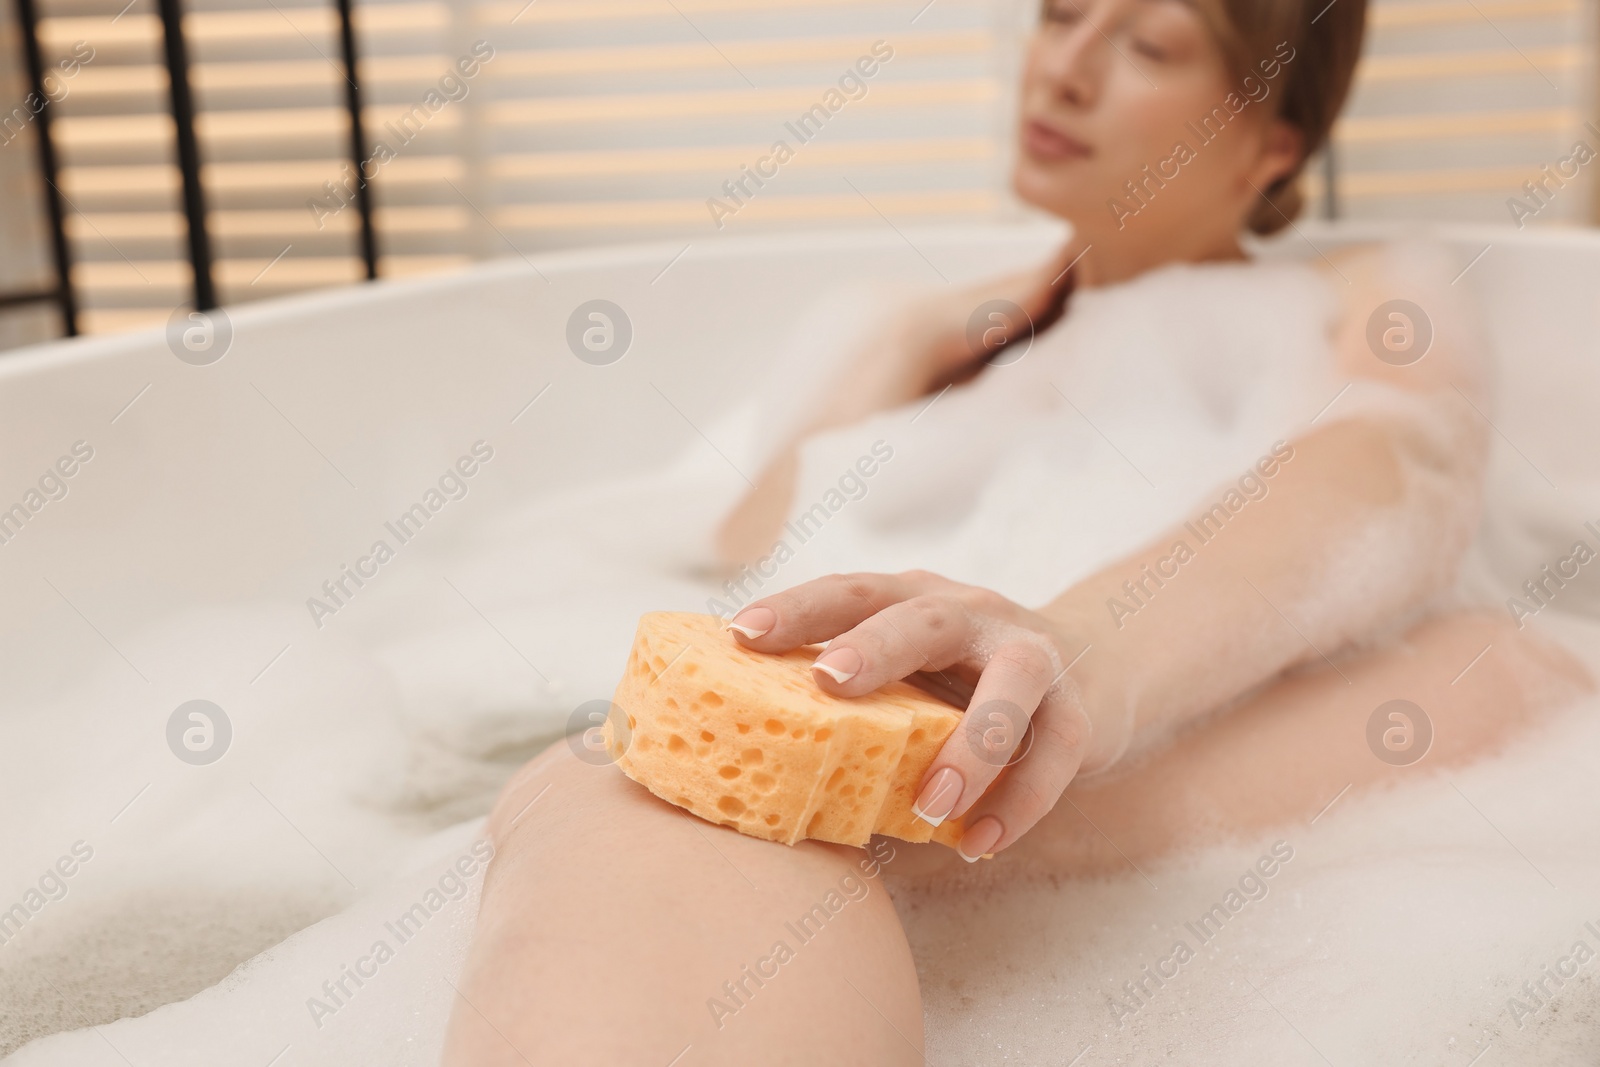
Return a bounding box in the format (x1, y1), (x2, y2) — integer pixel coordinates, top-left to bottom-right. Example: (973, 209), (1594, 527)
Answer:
(1010, 159), (1087, 223)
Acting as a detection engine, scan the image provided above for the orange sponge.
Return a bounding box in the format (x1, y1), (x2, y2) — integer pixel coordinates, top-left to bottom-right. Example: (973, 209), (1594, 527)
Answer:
(605, 612), (967, 848)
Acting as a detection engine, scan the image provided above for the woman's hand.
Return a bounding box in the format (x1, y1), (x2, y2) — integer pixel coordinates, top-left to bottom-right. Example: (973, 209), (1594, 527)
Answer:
(794, 253), (1073, 435)
(715, 243), (1081, 568)
(873, 240), (1082, 407)
(722, 569), (1119, 860)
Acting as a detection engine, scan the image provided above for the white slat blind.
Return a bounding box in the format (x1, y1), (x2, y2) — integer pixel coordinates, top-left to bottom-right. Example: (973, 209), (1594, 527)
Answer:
(1308, 0), (1598, 220)
(17, 0), (1599, 336)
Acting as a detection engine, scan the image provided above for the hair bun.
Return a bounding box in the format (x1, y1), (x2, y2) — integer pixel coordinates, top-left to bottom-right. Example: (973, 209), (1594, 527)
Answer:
(1248, 175), (1304, 236)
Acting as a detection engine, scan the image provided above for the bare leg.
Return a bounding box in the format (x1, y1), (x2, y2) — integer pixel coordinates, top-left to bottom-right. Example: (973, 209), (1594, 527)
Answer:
(444, 610), (1591, 1062)
(442, 740), (925, 1067)
(888, 608), (1595, 885)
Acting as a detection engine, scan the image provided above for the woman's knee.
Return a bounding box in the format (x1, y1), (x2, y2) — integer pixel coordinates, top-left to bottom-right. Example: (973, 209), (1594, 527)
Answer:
(1005, 607), (1595, 873)
(483, 739), (608, 850)
(1386, 608), (1594, 748)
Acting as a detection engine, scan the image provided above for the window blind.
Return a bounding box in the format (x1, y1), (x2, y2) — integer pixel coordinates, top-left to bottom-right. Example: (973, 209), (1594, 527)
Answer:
(17, 0), (1599, 336)
(1309, 0), (1597, 221)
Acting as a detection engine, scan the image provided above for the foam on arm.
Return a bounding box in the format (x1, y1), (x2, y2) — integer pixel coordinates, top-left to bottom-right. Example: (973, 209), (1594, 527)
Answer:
(1049, 239), (1495, 769)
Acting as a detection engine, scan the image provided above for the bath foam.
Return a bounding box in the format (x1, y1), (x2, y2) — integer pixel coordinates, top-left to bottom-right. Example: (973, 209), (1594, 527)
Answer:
(606, 611), (967, 848)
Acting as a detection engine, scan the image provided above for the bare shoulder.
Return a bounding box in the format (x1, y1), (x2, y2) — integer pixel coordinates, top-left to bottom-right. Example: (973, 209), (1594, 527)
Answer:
(1315, 237), (1486, 389)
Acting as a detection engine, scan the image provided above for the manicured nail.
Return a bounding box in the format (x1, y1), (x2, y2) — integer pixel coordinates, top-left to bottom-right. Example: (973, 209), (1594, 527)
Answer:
(957, 816), (1002, 862)
(911, 766), (963, 827)
(811, 647), (862, 684)
(724, 607), (775, 639)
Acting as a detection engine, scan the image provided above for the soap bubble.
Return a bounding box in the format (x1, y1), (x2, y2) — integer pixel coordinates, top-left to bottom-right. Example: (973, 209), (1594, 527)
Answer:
(1365, 299), (1432, 366)
(166, 700), (232, 765)
(1366, 699), (1432, 766)
(566, 299), (632, 366)
(166, 305), (233, 366)
(962, 698), (1034, 768)
(567, 698), (631, 765)
(965, 299), (1034, 367)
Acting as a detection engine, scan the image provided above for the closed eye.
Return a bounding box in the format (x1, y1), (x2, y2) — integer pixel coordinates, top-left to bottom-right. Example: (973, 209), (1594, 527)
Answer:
(1131, 38), (1168, 60)
(1041, 0), (1086, 26)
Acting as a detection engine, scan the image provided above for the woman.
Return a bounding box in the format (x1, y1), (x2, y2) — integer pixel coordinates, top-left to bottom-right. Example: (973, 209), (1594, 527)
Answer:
(444, 0), (1591, 1062)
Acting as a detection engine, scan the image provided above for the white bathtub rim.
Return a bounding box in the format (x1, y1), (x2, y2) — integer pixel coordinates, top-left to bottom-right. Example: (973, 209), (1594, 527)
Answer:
(1, 218), (1593, 381)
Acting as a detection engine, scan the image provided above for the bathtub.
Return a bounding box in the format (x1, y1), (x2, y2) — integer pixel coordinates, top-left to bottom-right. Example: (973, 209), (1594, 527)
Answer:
(4, 220), (1600, 1064)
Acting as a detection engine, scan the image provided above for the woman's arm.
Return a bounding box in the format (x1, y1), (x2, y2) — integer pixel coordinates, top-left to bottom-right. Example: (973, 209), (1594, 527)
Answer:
(726, 241), (1491, 856)
(1046, 241), (1490, 763)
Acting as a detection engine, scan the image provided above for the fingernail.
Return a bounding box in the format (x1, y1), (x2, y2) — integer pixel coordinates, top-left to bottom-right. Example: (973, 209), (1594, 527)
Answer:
(811, 647), (862, 684)
(911, 766), (963, 827)
(724, 607), (775, 639)
(956, 816), (1002, 862)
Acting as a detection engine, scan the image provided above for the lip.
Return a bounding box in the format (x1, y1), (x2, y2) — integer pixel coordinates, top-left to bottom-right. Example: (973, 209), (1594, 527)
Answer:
(1021, 119), (1092, 162)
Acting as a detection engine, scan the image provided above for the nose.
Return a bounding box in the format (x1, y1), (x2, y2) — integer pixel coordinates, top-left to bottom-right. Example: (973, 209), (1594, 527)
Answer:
(1032, 5), (1111, 109)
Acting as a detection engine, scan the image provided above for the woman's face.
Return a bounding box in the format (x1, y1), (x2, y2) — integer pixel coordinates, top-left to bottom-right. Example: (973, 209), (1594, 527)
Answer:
(1013, 0), (1302, 256)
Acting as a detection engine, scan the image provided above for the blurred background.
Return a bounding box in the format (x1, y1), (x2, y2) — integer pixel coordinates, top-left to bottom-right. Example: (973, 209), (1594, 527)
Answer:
(0, 0), (1595, 353)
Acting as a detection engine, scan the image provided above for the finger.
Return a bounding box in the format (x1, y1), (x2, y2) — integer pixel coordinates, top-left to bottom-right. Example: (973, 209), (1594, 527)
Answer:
(909, 635), (1060, 829)
(951, 697), (1088, 859)
(805, 594), (978, 697)
(723, 571), (939, 652)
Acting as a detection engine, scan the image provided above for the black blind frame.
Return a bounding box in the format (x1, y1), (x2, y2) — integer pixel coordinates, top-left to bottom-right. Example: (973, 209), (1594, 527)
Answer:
(1, 0), (379, 340)
(9, 0), (77, 335)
